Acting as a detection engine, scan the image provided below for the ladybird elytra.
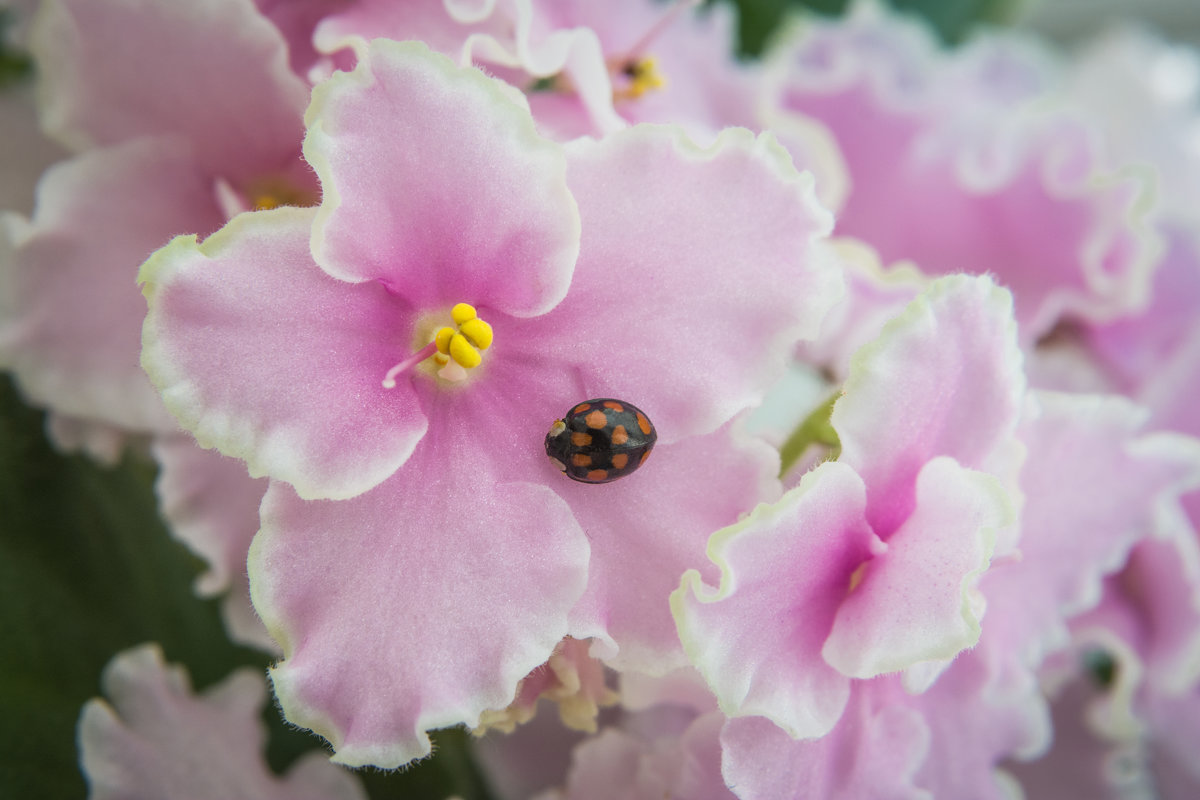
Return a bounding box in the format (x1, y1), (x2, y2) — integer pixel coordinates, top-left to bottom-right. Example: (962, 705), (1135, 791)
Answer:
(545, 398), (657, 484)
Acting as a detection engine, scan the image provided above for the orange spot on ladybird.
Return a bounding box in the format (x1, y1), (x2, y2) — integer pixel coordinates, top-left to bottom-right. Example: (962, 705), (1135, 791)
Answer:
(586, 410), (608, 429)
(572, 453), (592, 467)
(636, 412), (652, 435)
(611, 425), (629, 445)
(611, 453), (629, 469)
(573, 403), (591, 414)
(639, 450), (651, 465)
(602, 401), (624, 411)
(587, 469), (608, 481)
(571, 432), (592, 447)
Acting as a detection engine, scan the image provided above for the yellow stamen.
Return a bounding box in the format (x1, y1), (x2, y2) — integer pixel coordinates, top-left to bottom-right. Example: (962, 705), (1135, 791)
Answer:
(433, 304), (493, 370)
(614, 57), (667, 101)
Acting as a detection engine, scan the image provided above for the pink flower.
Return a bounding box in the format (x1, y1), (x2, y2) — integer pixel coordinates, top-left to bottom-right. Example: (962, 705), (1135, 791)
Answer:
(138, 41), (838, 766)
(79, 644), (365, 800)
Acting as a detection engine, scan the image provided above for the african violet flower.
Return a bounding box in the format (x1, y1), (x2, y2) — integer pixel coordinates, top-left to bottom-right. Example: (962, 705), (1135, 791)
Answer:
(762, 1), (1160, 344)
(0, 0), (313, 455)
(139, 40), (838, 766)
(673, 275), (1024, 741)
(79, 644), (365, 800)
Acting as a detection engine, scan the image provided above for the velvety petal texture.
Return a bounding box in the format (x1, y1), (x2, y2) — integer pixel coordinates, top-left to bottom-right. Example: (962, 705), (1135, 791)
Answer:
(250, 388), (590, 767)
(141, 207), (429, 501)
(305, 39), (580, 317)
(78, 644), (365, 800)
(673, 461), (880, 739)
(767, 2), (1159, 341)
(720, 681), (932, 800)
(833, 274), (1024, 538)
(0, 138), (222, 435)
(982, 391), (1200, 668)
(822, 456), (1008, 679)
(515, 124), (838, 444)
(32, 0), (308, 183)
(564, 422), (781, 674)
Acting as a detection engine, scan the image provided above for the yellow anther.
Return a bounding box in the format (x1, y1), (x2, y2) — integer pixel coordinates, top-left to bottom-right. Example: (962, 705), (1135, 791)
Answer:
(449, 332), (482, 368)
(616, 57), (666, 101)
(435, 326), (456, 355)
(459, 317), (493, 350)
(451, 303), (477, 326)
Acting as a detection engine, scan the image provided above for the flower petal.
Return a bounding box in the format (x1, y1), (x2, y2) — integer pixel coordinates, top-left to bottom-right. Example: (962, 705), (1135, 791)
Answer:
(832, 275), (1024, 538)
(250, 409), (589, 767)
(32, 0), (308, 183)
(79, 644), (365, 800)
(304, 39), (580, 317)
(152, 434), (275, 652)
(140, 206), (428, 500)
(983, 391), (1200, 669)
(719, 681), (932, 800)
(0, 138), (222, 435)
(564, 421), (780, 674)
(515, 124), (838, 444)
(821, 456), (1011, 679)
(672, 461), (880, 739)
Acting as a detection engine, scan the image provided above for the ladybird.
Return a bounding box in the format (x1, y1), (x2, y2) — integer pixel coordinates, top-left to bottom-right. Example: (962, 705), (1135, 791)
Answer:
(545, 398), (657, 483)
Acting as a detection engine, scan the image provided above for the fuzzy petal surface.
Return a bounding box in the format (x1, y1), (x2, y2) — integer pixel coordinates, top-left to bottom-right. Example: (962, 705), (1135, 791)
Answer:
(514, 124), (838, 445)
(78, 644), (364, 800)
(983, 391), (1200, 668)
(822, 456), (1010, 679)
(140, 206), (428, 501)
(559, 711), (733, 800)
(250, 391), (590, 767)
(305, 39), (579, 316)
(152, 435), (275, 652)
(0, 138), (221, 434)
(832, 275), (1024, 538)
(673, 461), (880, 739)
(564, 421), (780, 674)
(719, 680), (932, 800)
(770, 7), (1158, 340)
(32, 0), (308, 183)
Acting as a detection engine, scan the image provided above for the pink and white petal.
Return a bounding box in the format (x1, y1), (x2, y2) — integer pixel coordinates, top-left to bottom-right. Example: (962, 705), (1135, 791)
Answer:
(770, 9), (1159, 341)
(832, 275), (1024, 538)
(982, 391), (1200, 670)
(32, 0), (308, 184)
(250, 400), (590, 768)
(719, 680), (932, 800)
(672, 462), (880, 739)
(152, 435), (275, 653)
(0, 83), (67, 216)
(43, 412), (127, 465)
(304, 40), (579, 316)
(79, 644), (365, 800)
(0, 138), (222, 435)
(912, 644), (1051, 800)
(823, 457), (1011, 679)
(564, 421), (780, 674)
(312, 0), (505, 62)
(253, 0), (347, 76)
(140, 206), (428, 501)
(514, 124), (838, 445)
(559, 711), (733, 800)
(796, 237), (927, 379)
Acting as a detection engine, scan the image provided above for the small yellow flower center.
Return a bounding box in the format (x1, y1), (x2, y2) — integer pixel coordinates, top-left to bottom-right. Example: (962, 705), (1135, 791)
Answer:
(381, 302), (494, 389)
(244, 175), (319, 211)
(613, 56), (667, 101)
(433, 302), (494, 370)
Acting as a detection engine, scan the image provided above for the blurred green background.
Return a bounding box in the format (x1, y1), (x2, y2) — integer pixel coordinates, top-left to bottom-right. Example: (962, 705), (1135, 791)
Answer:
(1, 0), (1190, 798)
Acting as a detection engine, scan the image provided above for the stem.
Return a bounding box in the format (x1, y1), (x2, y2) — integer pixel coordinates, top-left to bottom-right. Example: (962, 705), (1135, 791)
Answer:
(777, 390), (842, 477)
